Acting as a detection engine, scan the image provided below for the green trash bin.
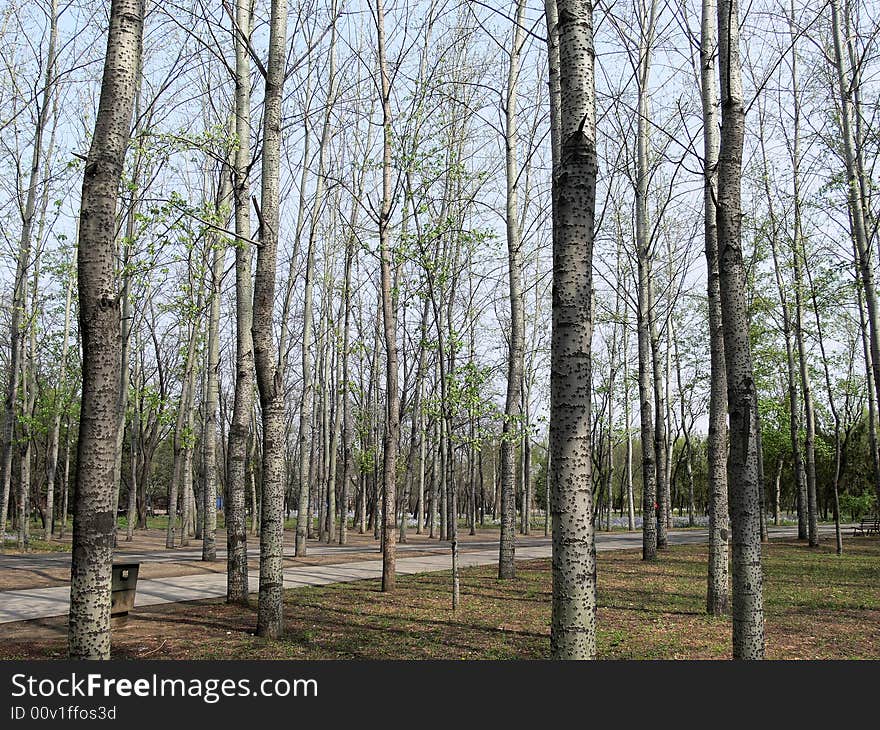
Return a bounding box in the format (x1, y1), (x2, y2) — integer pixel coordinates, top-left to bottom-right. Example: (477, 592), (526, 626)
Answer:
(111, 562), (140, 618)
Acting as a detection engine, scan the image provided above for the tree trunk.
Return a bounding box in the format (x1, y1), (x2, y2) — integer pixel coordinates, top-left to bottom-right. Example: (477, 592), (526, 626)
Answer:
(649, 275), (668, 548)
(701, 0), (729, 615)
(549, 0), (599, 660)
(830, 0), (880, 467)
(759, 111), (807, 543)
(521, 404), (531, 535)
(499, 0), (526, 579)
(402, 300), (429, 543)
(111, 56), (142, 551)
(754, 404), (767, 542)
(296, 235), (316, 551)
(429, 418), (438, 538)
(326, 300), (343, 544)
(203, 157), (232, 562)
(59, 414), (71, 539)
(623, 312), (636, 531)
(787, 9), (817, 546)
(19, 268), (39, 550)
(605, 257), (621, 532)
(316, 303), (330, 542)
(125, 392), (138, 542)
(805, 251), (843, 554)
(672, 322), (695, 527)
(634, 0), (659, 561)
(35, 88), (62, 543)
(856, 285), (880, 508)
(179, 287), (203, 548)
(249, 419), (259, 537)
(252, 0), (288, 639)
(375, 0), (399, 593)
(338, 185), (360, 544)
(773, 456), (782, 526)
(225, 0), (254, 605)
(68, 0), (143, 660)
(717, 0), (765, 658)
(167, 284), (202, 549)
(46, 247), (73, 539)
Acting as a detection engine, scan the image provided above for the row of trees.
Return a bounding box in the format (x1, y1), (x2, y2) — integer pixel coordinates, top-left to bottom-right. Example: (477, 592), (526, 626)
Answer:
(0, 0), (877, 658)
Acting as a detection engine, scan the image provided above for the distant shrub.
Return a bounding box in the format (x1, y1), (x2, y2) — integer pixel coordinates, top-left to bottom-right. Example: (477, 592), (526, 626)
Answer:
(839, 491), (877, 521)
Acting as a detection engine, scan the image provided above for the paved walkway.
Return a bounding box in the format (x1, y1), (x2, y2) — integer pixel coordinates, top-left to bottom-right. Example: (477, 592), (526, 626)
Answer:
(0, 539), (534, 570)
(0, 524), (846, 624)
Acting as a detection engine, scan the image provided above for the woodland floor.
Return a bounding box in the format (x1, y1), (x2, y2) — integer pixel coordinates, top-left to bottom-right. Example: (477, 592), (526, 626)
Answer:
(0, 537), (877, 660)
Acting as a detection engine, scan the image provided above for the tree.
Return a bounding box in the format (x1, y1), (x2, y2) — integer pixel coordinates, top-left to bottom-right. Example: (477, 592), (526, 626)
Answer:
(252, 0), (288, 639)
(829, 0), (880, 514)
(499, 0), (527, 579)
(202, 149), (232, 562)
(375, 0), (399, 593)
(68, 0), (144, 660)
(0, 0), (60, 545)
(700, 0), (730, 607)
(167, 280), (202, 548)
(785, 4), (818, 547)
(549, 0), (599, 660)
(226, 0), (254, 605)
(46, 247), (75, 540)
(717, 0), (765, 659)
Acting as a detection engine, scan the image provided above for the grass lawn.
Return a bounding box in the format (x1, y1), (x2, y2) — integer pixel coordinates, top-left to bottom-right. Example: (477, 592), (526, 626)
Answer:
(1, 538), (70, 553)
(1, 538), (877, 660)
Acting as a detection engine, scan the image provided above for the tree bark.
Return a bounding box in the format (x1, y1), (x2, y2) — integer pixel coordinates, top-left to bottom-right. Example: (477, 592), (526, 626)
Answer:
(717, 0), (765, 658)
(167, 284), (202, 549)
(178, 283), (203, 548)
(18, 264), (39, 550)
(830, 0), (880, 511)
(338, 183), (361, 544)
(672, 321), (695, 527)
(648, 275), (668, 548)
(38, 0), (62, 542)
(68, 0), (143, 660)
(701, 0), (730, 616)
(786, 8), (817, 545)
(549, 0), (599, 660)
(634, 0), (659, 560)
(46, 245), (73, 539)
(225, 0), (254, 605)
(252, 0), (288, 639)
(59, 413), (71, 539)
(499, 0), (527, 579)
(622, 302), (636, 531)
(805, 250), (843, 554)
(375, 0), (399, 593)
(203, 156), (232, 562)
(759, 114), (806, 543)
(856, 284), (880, 509)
